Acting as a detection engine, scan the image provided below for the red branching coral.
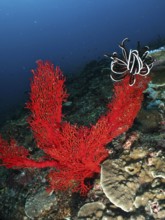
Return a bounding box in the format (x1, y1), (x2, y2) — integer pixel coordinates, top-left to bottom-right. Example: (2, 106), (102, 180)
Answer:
(0, 60), (150, 194)
(0, 136), (59, 169)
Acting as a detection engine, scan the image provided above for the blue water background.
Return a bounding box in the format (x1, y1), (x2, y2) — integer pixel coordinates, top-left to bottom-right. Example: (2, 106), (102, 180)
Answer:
(0, 0), (165, 124)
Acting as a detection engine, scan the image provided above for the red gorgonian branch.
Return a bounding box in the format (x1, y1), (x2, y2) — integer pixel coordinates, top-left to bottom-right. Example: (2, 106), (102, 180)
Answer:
(0, 57), (151, 194)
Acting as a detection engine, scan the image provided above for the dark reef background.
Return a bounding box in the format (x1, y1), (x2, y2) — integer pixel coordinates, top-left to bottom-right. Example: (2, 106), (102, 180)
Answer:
(0, 0), (165, 124)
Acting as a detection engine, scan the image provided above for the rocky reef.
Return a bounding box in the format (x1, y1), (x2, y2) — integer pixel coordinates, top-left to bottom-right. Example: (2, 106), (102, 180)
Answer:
(0, 46), (164, 219)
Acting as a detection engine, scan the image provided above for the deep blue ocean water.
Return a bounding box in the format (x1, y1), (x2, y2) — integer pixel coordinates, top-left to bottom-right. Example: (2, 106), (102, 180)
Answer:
(0, 0), (165, 124)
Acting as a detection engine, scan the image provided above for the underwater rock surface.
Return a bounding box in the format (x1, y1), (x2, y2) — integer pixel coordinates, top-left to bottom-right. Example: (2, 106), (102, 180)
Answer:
(77, 135), (165, 219)
(101, 147), (165, 214)
(0, 46), (164, 219)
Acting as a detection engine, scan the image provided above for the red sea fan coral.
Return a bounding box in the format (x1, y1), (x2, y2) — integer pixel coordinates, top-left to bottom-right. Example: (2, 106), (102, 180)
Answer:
(0, 60), (150, 194)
